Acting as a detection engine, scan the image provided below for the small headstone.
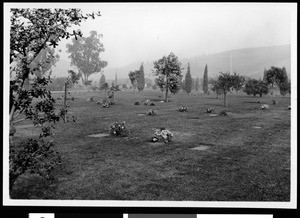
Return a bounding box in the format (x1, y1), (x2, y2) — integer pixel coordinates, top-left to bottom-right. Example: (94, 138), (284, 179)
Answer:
(87, 133), (110, 138)
(190, 146), (210, 151)
(252, 126), (262, 129)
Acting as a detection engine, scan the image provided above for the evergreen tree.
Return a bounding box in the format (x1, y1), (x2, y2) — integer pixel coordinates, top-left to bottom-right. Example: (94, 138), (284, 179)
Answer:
(203, 64), (208, 93)
(114, 73), (118, 85)
(137, 63), (145, 92)
(185, 63), (192, 94)
(263, 67), (268, 82)
(195, 77), (200, 91)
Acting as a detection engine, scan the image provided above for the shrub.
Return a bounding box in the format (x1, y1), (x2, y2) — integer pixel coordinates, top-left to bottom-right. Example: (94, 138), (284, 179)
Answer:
(154, 128), (173, 143)
(179, 106), (188, 112)
(134, 101), (140, 105)
(110, 121), (129, 137)
(9, 138), (61, 191)
(149, 102), (156, 106)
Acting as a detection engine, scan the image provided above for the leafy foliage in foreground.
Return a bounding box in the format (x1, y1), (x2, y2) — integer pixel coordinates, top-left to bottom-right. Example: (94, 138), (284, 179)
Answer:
(10, 138), (61, 191)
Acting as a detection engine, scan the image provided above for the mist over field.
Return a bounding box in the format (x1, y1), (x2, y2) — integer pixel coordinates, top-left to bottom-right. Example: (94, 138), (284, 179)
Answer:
(52, 44), (291, 82)
(48, 3), (293, 82)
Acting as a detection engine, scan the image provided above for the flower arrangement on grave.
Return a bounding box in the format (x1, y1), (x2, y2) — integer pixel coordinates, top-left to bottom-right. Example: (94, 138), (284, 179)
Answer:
(153, 127), (173, 143)
(207, 108), (215, 113)
(110, 121), (128, 137)
(87, 97), (94, 102)
(146, 109), (155, 116)
(102, 100), (110, 108)
(261, 104), (269, 110)
(179, 106), (188, 112)
(219, 110), (227, 116)
(144, 99), (151, 105)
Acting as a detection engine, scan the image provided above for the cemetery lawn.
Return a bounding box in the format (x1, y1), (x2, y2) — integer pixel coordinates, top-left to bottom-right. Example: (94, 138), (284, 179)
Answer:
(11, 90), (291, 201)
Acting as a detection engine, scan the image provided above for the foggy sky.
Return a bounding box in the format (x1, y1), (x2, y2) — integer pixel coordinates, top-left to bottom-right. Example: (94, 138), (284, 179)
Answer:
(7, 3), (295, 75)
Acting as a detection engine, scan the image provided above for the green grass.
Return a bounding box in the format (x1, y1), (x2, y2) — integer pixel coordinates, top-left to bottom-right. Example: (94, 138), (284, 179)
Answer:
(11, 90), (291, 201)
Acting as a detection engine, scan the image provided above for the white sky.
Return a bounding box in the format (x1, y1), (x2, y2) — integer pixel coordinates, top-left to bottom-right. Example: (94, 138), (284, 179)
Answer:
(6, 3), (294, 69)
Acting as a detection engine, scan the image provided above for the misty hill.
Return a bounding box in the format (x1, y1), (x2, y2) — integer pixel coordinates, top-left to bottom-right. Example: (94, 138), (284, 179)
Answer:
(104, 44), (291, 81)
(51, 44), (291, 82)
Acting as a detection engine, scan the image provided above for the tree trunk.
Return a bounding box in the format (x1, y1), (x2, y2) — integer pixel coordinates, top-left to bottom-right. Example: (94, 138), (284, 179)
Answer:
(165, 77), (169, 102)
(165, 88), (169, 102)
(224, 92), (227, 107)
(64, 82), (67, 121)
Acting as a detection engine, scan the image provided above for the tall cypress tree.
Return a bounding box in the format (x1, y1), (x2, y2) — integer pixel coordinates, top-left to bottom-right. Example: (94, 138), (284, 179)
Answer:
(263, 67), (267, 82)
(195, 77), (200, 91)
(114, 73), (118, 85)
(185, 63), (192, 94)
(137, 63), (145, 92)
(203, 64), (208, 93)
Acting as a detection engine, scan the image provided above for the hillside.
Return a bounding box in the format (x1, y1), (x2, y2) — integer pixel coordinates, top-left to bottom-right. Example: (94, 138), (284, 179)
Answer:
(104, 44), (291, 81)
(51, 44), (291, 82)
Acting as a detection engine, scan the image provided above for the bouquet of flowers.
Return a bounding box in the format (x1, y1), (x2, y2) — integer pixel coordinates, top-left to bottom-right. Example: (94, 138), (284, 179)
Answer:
(261, 104), (269, 110)
(219, 110), (227, 116)
(110, 121), (128, 137)
(102, 101), (110, 108)
(207, 108), (215, 113)
(179, 106), (188, 112)
(144, 99), (151, 105)
(146, 109), (155, 116)
(154, 127), (173, 143)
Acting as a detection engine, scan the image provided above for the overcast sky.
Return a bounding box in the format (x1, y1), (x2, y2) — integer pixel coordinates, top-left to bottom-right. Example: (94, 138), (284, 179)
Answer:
(7, 3), (295, 69)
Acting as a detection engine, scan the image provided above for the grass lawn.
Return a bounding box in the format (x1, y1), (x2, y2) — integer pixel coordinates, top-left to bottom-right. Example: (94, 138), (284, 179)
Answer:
(10, 90), (291, 201)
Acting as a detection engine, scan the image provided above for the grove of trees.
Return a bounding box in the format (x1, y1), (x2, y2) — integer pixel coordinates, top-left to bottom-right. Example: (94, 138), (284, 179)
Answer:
(244, 79), (268, 97)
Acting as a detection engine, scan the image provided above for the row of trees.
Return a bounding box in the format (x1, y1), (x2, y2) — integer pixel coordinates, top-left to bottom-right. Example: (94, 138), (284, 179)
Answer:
(150, 52), (290, 106)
